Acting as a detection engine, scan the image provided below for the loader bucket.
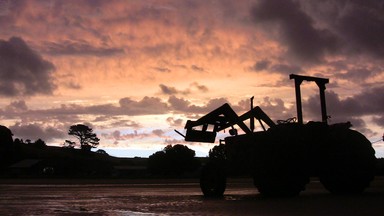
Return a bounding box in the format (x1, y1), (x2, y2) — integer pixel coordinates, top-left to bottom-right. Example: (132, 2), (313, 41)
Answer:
(185, 129), (216, 143)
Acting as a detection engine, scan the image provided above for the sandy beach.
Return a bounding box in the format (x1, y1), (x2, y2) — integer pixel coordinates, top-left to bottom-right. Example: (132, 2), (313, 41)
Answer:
(1, 177), (384, 215)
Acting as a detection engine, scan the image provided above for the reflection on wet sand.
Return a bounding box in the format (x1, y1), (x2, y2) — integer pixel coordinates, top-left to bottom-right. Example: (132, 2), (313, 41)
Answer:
(1, 178), (384, 215)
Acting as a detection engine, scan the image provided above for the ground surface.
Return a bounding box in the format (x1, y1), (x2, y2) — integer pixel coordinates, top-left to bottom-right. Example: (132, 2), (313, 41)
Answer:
(1, 177), (384, 215)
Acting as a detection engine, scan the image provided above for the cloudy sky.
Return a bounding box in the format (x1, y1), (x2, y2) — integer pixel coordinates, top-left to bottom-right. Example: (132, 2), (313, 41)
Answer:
(0, 0), (383, 157)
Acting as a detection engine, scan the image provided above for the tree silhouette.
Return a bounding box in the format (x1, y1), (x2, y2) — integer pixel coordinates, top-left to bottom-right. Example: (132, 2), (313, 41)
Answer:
(209, 144), (227, 162)
(63, 140), (76, 148)
(68, 124), (99, 151)
(32, 138), (46, 148)
(0, 125), (14, 165)
(148, 144), (200, 175)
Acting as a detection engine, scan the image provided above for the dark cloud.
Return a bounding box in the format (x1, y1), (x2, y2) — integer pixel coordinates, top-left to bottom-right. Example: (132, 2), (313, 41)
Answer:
(101, 129), (153, 144)
(37, 97), (169, 117)
(250, 60), (302, 75)
(191, 82), (208, 92)
(9, 122), (66, 142)
(0, 97), (169, 126)
(153, 67), (171, 73)
(118, 96), (169, 115)
(167, 95), (292, 123)
(307, 91), (357, 120)
(168, 95), (229, 114)
(330, 61), (383, 83)
(64, 81), (82, 90)
(0, 0), (10, 16)
(251, 0), (338, 64)
(251, 60), (271, 71)
(354, 86), (384, 115)
(168, 96), (191, 111)
(191, 65), (205, 72)
(44, 40), (124, 57)
(373, 116), (384, 127)
(249, 0), (384, 88)
(251, 0), (384, 66)
(152, 129), (165, 137)
(305, 86), (384, 133)
(256, 97), (295, 121)
(111, 130), (122, 142)
(50, 96), (168, 116)
(142, 43), (177, 57)
(104, 1), (176, 25)
(5, 100), (28, 112)
(0, 37), (56, 96)
(159, 84), (185, 95)
(205, 97), (230, 111)
(309, 0), (384, 57)
(166, 117), (183, 127)
(93, 116), (141, 128)
(159, 83), (208, 95)
(329, 86), (384, 117)
(100, 130), (153, 145)
(100, 130), (146, 145)
(109, 120), (140, 128)
(271, 64), (302, 75)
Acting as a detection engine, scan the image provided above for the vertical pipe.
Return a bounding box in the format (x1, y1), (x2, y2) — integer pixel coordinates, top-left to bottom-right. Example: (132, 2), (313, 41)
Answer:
(318, 84), (328, 123)
(250, 96), (255, 132)
(295, 79), (303, 124)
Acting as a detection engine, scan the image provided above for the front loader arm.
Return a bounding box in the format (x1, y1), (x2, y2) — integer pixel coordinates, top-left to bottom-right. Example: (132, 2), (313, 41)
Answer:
(185, 103), (251, 134)
(182, 102), (275, 143)
(239, 106), (276, 130)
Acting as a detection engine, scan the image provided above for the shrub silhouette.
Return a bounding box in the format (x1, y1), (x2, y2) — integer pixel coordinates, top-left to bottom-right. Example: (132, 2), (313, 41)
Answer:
(209, 143), (227, 162)
(31, 139), (47, 148)
(148, 144), (200, 176)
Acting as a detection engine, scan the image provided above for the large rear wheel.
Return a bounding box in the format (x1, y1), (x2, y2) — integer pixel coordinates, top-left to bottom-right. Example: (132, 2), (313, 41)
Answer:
(319, 128), (376, 194)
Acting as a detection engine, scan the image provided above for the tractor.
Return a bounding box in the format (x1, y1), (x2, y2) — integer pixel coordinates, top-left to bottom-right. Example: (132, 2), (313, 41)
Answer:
(177, 74), (376, 197)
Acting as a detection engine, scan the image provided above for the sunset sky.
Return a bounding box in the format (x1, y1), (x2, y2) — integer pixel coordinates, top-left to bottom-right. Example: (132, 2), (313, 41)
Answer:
(0, 0), (383, 157)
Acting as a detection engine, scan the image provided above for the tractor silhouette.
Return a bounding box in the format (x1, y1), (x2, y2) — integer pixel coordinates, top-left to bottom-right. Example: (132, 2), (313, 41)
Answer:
(177, 74), (376, 197)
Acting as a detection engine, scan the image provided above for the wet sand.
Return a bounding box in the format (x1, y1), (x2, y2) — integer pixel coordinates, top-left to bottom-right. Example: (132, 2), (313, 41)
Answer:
(1, 177), (384, 215)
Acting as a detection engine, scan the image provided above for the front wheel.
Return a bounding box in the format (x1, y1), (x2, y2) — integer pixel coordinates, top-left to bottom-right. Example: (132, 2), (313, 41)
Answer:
(200, 162), (226, 197)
